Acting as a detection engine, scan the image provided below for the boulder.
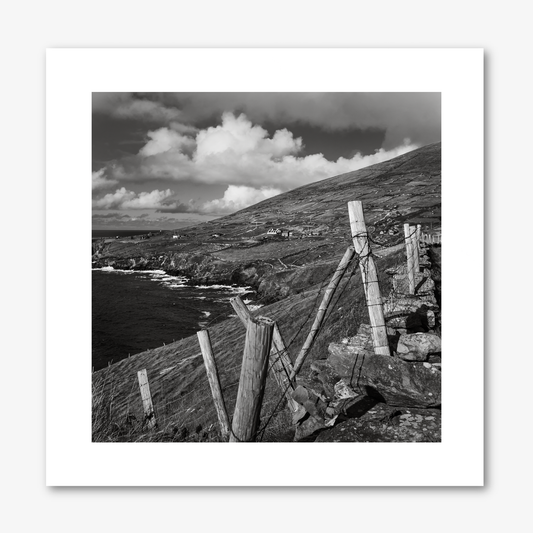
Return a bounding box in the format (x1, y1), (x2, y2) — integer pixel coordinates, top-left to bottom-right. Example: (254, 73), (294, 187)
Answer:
(386, 307), (436, 332)
(334, 379), (358, 400)
(310, 360), (342, 399)
(291, 384), (327, 419)
(396, 332), (442, 361)
(294, 414), (326, 441)
(315, 405), (441, 442)
(327, 324), (374, 376)
(327, 341), (441, 408)
(384, 297), (438, 317)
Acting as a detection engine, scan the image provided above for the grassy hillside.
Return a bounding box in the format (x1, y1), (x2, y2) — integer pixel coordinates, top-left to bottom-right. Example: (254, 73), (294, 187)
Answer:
(93, 143), (441, 294)
(92, 142), (441, 442)
(93, 249), (404, 442)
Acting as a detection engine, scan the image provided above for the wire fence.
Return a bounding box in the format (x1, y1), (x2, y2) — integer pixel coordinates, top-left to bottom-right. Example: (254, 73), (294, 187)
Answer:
(92, 214), (440, 443)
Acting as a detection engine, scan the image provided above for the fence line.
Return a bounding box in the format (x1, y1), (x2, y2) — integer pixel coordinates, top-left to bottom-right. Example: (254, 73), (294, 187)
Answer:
(348, 201), (390, 356)
(291, 245), (356, 376)
(137, 369), (157, 430)
(197, 329), (231, 440)
(230, 316), (274, 442)
(230, 296), (302, 417)
(94, 204), (439, 443)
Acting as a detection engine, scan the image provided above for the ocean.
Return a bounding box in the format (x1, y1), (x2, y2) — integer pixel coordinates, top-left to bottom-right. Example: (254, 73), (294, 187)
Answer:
(92, 267), (256, 371)
(92, 229), (158, 240)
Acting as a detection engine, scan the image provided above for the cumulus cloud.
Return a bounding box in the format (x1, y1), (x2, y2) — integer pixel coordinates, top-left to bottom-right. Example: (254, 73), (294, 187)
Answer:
(92, 187), (174, 209)
(139, 127), (195, 157)
(92, 169), (118, 190)
(195, 113), (301, 160)
(199, 185), (282, 215)
(101, 112), (418, 191)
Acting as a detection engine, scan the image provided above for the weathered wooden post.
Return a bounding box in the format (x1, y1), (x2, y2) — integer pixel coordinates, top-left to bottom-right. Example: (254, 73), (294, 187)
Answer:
(411, 225), (420, 273)
(230, 296), (301, 416)
(230, 316), (274, 442)
(348, 201), (390, 356)
(197, 329), (231, 440)
(403, 223), (416, 294)
(137, 369), (157, 430)
(291, 245), (356, 376)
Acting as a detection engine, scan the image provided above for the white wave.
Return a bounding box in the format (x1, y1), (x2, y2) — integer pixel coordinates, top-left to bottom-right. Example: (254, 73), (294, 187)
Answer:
(93, 266), (136, 274)
(202, 311), (211, 317)
(194, 284), (253, 294)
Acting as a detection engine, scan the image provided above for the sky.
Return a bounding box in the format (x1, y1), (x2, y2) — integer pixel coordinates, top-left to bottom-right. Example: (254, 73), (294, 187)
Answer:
(92, 93), (441, 230)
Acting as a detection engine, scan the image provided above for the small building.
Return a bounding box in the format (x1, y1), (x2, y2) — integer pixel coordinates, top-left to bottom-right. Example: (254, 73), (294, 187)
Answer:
(267, 228), (282, 235)
(211, 233), (223, 238)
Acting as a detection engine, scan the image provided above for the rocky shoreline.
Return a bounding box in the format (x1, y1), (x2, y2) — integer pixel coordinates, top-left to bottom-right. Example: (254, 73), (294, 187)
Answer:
(92, 248), (341, 305)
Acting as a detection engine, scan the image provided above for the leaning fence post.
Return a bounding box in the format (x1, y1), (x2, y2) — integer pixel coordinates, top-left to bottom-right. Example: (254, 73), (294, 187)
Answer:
(348, 201), (390, 356)
(403, 224), (416, 294)
(137, 369), (157, 430)
(291, 245), (356, 376)
(197, 329), (231, 441)
(230, 296), (301, 416)
(411, 224), (420, 273)
(230, 316), (274, 442)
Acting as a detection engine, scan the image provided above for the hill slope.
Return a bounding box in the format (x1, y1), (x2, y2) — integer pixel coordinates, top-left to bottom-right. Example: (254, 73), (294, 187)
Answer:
(92, 142), (441, 442)
(92, 142), (441, 302)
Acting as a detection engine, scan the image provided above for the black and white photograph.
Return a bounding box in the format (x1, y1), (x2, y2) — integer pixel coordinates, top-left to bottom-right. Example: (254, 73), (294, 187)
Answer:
(91, 92), (442, 443)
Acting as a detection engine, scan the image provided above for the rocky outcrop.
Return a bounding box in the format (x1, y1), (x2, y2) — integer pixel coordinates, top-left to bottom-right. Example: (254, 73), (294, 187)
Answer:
(348, 351), (441, 408)
(396, 332), (441, 361)
(92, 248), (340, 304)
(326, 324), (374, 376)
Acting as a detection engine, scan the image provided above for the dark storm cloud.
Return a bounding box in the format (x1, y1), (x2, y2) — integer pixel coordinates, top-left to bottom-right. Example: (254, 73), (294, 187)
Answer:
(94, 92), (441, 149)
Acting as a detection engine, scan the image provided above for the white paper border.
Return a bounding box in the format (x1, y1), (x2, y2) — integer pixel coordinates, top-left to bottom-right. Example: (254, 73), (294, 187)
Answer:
(46, 48), (483, 486)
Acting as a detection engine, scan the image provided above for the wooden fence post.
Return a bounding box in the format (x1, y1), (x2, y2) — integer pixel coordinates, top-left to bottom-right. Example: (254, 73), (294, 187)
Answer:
(403, 223), (416, 294)
(291, 245), (356, 376)
(348, 201), (390, 356)
(230, 296), (301, 416)
(197, 329), (231, 441)
(137, 369), (157, 430)
(411, 225), (420, 273)
(230, 316), (274, 442)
